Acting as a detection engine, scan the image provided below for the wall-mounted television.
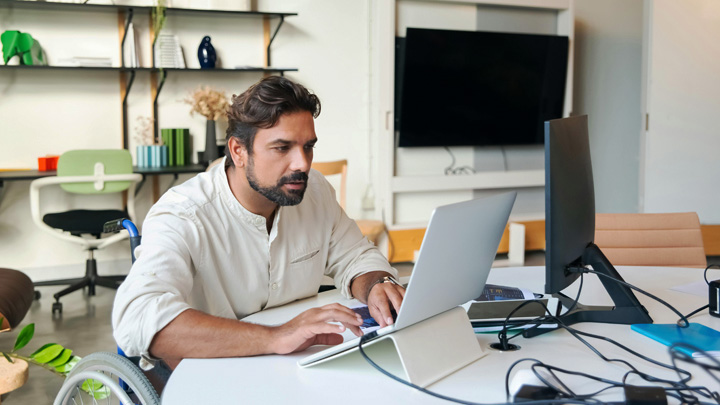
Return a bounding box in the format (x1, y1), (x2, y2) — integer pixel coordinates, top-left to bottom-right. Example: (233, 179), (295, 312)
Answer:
(396, 28), (569, 148)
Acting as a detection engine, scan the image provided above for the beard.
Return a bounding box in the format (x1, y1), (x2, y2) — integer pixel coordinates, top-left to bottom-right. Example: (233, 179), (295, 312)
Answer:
(246, 158), (308, 206)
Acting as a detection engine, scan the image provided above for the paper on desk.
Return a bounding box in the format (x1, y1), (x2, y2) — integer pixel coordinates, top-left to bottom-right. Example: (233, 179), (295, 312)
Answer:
(671, 280), (708, 297)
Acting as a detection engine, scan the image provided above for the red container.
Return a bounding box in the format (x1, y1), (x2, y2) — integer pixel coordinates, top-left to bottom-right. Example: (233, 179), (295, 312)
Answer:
(38, 155), (59, 171)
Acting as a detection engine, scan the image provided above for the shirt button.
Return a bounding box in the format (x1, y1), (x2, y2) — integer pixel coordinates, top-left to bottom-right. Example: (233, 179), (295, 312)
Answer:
(271, 283), (278, 290)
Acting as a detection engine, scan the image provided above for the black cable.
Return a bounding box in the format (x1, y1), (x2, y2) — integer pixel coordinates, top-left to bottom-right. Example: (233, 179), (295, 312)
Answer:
(681, 264), (720, 320)
(359, 266), (719, 403)
(685, 305), (710, 320)
(500, 146), (508, 171)
(357, 334), (598, 405)
(704, 264), (720, 285)
(561, 271), (584, 316)
(444, 146), (457, 175)
(443, 146), (476, 175)
(574, 267), (691, 327)
(499, 299), (707, 402)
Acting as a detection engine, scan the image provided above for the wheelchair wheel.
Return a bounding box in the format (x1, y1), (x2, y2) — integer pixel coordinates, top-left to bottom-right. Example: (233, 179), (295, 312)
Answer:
(54, 351), (160, 405)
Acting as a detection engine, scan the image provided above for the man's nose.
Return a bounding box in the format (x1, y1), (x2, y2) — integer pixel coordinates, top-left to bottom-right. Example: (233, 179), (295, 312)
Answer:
(289, 147), (311, 173)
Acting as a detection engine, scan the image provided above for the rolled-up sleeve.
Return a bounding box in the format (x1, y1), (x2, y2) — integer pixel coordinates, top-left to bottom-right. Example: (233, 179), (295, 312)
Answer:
(320, 182), (396, 298)
(112, 210), (198, 364)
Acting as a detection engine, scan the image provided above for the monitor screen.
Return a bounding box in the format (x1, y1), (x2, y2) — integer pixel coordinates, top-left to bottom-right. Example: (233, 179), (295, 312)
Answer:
(397, 28), (569, 148)
(544, 115), (595, 294)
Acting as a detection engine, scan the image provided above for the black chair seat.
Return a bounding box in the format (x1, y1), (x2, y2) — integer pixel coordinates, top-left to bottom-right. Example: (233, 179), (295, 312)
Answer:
(44, 209), (128, 236)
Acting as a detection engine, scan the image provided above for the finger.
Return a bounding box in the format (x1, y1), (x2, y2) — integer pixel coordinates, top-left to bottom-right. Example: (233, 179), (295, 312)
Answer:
(321, 304), (364, 325)
(315, 309), (363, 326)
(368, 305), (387, 328)
(386, 287), (404, 314)
(342, 322), (363, 337)
(397, 284), (406, 298)
(370, 292), (393, 326)
(304, 320), (352, 337)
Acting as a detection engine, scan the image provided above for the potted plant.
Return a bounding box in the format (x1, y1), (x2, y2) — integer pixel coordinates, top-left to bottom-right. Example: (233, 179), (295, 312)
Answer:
(0, 320), (109, 400)
(184, 86), (229, 166)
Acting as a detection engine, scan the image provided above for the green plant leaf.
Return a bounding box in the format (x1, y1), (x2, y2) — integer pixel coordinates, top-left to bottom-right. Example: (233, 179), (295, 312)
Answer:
(48, 348), (72, 367)
(91, 385), (111, 400)
(2, 352), (13, 363)
(30, 343), (55, 357)
(12, 323), (34, 352)
(81, 378), (111, 399)
(30, 343), (64, 364)
(55, 355), (80, 374)
(81, 378), (104, 392)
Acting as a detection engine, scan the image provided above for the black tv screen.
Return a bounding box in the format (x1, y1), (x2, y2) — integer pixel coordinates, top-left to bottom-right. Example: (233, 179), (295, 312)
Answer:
(397, 28), (569, 147)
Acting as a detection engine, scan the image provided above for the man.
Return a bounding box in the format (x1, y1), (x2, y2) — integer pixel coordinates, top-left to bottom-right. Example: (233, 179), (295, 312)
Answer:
(113, 76), (405, 370)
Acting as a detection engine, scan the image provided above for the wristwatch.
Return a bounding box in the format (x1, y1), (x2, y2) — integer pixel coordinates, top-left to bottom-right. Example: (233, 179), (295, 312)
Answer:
(368, 276), (402, 294)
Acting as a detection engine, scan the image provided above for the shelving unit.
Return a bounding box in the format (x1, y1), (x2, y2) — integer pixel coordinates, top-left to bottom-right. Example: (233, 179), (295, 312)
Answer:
(0, 0), (297, 150)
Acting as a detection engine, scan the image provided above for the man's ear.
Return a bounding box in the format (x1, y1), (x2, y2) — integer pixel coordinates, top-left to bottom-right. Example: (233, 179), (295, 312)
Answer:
(227, 137), (247, 168)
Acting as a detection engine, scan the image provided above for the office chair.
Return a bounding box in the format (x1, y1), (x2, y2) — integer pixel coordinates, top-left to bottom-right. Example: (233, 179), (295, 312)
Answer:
(311, 160), (386, 245)
(594, 212), (707, 268)
(30, 149), (142, 315)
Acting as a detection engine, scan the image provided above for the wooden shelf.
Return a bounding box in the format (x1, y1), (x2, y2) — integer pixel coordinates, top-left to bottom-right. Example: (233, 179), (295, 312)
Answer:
(0, 1), (296, 17)
(0, 65), (298, 73)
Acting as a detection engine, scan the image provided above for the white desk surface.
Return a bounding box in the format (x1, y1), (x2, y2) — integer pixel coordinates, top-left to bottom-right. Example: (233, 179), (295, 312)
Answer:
(162, 266), (720, 404)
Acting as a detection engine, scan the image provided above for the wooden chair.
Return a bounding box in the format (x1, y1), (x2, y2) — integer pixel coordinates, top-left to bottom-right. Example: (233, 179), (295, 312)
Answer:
(594, 212), (707, 268)
(311, 160), (385, 245)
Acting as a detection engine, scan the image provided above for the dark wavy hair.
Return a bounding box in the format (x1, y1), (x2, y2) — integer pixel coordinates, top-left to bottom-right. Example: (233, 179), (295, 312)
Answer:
(225, 76), (321, 166)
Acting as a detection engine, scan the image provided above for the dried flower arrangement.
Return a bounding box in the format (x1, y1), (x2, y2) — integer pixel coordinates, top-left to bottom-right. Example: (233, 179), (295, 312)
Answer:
(133, 116), (157, 146)
(184, 86), (229, 121)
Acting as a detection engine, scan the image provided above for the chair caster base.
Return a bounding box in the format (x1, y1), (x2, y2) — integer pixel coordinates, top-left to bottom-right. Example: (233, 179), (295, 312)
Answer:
(52, 302), (63, 315)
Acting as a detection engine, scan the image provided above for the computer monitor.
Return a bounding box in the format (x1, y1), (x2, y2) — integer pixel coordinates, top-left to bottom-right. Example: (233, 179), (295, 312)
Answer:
(540, 115), (652, 332)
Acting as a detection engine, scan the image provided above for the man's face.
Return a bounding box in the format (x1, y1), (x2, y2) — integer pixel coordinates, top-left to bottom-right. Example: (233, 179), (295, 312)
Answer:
(244, 111), (317, 206)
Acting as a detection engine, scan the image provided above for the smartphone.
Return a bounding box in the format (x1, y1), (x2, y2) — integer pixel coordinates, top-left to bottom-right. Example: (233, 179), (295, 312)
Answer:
(467, 298), (560, 324)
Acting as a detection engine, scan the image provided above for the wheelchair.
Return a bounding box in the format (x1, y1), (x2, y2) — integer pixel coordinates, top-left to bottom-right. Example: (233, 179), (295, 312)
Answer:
(54, 219), (161, 405)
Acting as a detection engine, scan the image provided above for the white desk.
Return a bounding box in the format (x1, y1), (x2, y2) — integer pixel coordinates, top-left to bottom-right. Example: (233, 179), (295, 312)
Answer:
(162, 266), (719, 404)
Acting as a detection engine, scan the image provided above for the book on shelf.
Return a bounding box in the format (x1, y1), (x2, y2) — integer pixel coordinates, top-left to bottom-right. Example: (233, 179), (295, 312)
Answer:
(160, 128), (190, 166)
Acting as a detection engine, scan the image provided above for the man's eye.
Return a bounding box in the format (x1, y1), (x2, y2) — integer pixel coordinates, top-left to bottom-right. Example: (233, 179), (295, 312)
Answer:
(305, 145), (316, 150)
(275, 147), (289, 152)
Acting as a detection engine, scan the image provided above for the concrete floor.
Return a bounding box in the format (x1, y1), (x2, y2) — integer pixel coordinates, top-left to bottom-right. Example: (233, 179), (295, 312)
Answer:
(0, 284), (118, 404)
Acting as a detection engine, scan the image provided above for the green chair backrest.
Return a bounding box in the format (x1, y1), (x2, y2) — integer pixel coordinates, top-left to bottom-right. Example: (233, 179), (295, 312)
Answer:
(57, 150), (133, 194)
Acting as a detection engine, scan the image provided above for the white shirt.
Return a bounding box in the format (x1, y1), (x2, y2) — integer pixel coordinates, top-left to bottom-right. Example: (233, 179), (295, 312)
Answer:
(112, 159), (395, 362)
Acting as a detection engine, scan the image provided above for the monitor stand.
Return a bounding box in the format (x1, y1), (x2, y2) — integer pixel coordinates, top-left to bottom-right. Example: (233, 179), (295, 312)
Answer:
(525, 243), (652, 338)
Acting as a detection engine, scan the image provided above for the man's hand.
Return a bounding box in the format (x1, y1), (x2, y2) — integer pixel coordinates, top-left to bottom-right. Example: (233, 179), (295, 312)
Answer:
(367, 281), (405, 328)
(350, 271), (406, 328)
(270, 303), (364, 354)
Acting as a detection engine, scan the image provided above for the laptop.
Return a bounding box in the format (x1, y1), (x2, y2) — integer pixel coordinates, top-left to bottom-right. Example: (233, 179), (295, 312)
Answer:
(298, 191), (517, 367)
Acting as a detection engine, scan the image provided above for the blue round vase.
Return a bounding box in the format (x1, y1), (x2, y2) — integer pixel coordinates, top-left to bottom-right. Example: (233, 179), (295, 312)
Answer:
(198, 36), (216, 69)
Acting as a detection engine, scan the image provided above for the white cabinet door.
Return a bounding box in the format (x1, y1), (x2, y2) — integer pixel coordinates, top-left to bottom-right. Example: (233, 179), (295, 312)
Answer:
(642, 0), (720, 223)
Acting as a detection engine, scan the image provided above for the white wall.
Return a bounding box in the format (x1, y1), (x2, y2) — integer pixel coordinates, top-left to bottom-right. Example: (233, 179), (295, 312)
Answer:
(640, 0), (720, 224)
(0, 0), (375, 278)
(573, 0), (644, 213)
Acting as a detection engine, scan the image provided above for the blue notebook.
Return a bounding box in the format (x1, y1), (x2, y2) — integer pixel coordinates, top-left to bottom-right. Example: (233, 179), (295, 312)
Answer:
(631, 323), (720, 358)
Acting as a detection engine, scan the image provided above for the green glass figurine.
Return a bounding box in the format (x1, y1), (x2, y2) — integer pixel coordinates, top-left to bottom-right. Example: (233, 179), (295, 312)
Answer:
(1, 30), (47, 66)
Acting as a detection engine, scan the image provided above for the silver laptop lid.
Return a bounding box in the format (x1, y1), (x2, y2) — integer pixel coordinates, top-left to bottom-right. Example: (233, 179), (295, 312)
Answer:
(394, 191), (517, 329)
